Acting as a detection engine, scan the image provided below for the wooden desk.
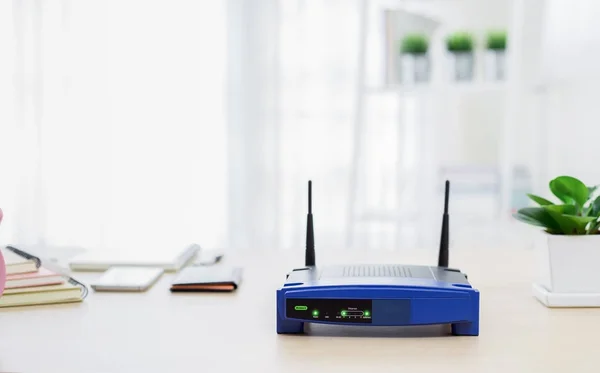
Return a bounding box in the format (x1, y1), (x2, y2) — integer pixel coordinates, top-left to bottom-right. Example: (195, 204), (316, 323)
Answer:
(0, 248), (598, 372)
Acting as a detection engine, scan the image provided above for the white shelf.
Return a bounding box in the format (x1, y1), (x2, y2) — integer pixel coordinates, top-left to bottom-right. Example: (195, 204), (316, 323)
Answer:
(346, 0), (532, 247)
(365, 81), (507, 95)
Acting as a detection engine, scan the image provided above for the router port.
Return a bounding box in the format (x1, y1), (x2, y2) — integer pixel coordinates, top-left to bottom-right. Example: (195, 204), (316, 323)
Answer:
(346, 311), (364, 316)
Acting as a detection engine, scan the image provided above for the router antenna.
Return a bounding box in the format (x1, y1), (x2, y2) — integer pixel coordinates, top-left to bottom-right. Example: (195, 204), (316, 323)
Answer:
(305, 180), (316, 267)
(438, 180), (450, 268)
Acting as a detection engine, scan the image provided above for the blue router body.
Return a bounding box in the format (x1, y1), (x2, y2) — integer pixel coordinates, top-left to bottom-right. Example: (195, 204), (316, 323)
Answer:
(276, 265), (480, 336)
(276, 180), (480, 336)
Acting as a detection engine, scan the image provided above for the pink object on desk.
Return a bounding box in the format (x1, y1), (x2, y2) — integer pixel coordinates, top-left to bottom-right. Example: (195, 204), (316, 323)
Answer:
(0, 208), (5, 296)
(5, 267), (63, 289)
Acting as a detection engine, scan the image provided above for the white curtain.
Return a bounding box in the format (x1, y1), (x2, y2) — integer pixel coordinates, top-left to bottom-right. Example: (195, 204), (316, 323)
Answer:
(3, 0), (546, 256)
(0, 0), (446, 255)
(276, 0), (429, 250)
(277, 0), (362, 250)
(2, 0), (400, 254)
(226, 0), (372, 251)
(0, 1), (19, 242)
(541, 1), (600, 83)
(538, 0), (600, 185)
(1, 0), (228, 255)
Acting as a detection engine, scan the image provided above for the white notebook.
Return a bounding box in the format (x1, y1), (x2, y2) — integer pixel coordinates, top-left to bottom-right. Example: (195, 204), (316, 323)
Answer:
(0, 280), (87, 308)
(68, 244), (199, 272)
(1, 246), (41, 275)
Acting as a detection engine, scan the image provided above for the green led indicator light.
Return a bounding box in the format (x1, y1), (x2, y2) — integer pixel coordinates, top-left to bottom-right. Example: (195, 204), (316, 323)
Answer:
(294, 305), (308, 311)
(364, 310), (371, 317)
(312, 309), (319, 317)
(341, 310), (347, 317)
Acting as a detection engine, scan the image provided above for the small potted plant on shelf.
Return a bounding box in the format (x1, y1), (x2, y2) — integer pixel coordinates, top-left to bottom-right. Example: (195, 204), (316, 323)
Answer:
(399, 33), (429, 84)
(446, 31), (475, 81)
(485, 30), (507, 81)
(514, 176), (600, 307)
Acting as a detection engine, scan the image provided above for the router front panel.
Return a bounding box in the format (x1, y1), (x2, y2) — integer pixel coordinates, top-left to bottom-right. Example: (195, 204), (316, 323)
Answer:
(277, 284), (480, 336)
(286, 298), (376, 324)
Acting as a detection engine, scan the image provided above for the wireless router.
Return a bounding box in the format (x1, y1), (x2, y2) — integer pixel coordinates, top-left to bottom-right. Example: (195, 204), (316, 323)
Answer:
(276, 180), (480, 336)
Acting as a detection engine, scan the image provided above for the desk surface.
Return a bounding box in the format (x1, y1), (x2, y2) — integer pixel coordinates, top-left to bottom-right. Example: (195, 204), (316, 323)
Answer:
(0, 248), (598, 373)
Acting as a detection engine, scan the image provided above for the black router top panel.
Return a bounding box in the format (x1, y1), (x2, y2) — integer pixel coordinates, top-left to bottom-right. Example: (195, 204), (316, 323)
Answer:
(323, 265), (433, 279)
(285, 264), (470, 285)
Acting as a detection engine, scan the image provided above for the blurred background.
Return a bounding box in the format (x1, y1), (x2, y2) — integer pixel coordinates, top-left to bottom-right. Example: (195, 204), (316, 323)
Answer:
(0, 0), (596, 256)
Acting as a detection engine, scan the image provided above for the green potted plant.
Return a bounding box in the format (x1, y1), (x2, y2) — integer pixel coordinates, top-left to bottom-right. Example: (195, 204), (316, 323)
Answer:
(484, 30), (507, 81)
(399, 33), (429, 84)
(446, 31), (475, 81)
(513, 176), (600, 307)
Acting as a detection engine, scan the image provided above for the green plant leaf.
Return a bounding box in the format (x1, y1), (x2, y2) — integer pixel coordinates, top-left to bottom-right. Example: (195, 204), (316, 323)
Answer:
(544, 211), (579, 234)
(563, 215), (597, 234)
(400, 33), (428, 55)
(587, 218), (600, 234)
(542, 204), (578, 215)
(591, 195), (600, 217)
(549, 176), (589, 207)
(527, 194), (554, 206)
(589, 185), (598, 196)
(486, 30), (507, 50)
(515, 207), (561, 231)
(446, 31), (474, 52)
(512, 212), (547, 228)
(543, 206), (595, 235)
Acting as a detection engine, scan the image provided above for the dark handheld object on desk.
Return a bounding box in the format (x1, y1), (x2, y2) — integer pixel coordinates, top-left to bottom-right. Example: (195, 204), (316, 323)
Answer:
(276, 180), (480, 336)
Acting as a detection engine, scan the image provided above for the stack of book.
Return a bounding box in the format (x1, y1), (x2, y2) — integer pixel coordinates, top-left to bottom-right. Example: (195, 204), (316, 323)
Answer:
(0, 246), (87, 308)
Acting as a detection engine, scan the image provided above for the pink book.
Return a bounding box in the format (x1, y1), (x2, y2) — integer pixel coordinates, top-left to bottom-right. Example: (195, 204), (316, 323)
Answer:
(0, 249), (4, 296)
(0, 207), (5, 296)
(5, 267), (64, 289)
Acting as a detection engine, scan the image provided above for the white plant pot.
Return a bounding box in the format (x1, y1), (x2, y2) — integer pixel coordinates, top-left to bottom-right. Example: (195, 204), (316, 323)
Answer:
(485, 50), (506, 81)
(449, 52), (474, 82)
(399, 54), (429, 84)
(533, 233), (600, 307)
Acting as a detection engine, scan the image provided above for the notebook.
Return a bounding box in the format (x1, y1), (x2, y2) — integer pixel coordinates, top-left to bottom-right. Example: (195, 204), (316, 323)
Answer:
(69, 243), (200, 272)
(170, 266), (243, 292)
(5, 267), (64, 289)
(1, 246), (41, 275)
(0, 277), (88, 308)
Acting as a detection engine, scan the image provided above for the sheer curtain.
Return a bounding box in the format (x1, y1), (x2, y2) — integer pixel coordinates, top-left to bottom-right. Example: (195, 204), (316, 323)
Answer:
(1, 1), (228, 255)
(539, 0), (600, 185)
(227, 0), (379, 251)
(540, 1), (600, 83)
(4, 0), (532, 255)
(0, 0), (438, 254)
(0, 2), (19, 244)
(278, 0), (360, 250)
(276, 0), (424, 251)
